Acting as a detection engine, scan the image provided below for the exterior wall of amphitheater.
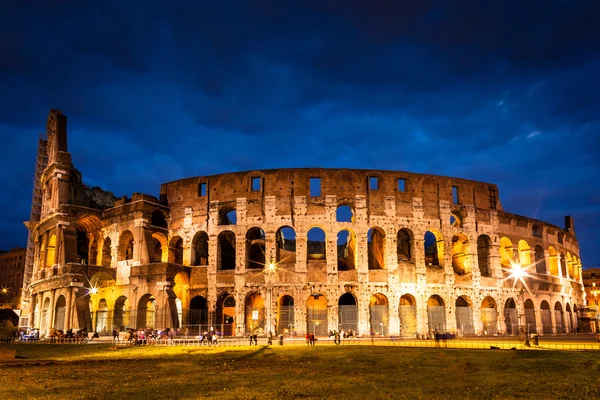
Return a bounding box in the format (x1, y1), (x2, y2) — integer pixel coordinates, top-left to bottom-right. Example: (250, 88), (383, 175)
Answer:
(25, 111), (585, 338)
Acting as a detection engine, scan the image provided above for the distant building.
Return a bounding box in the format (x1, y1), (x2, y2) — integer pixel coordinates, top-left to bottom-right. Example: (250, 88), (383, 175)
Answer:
(23, 110), (586, 338)
(0, 247), (26, 309)
(582, 268), (600, 332)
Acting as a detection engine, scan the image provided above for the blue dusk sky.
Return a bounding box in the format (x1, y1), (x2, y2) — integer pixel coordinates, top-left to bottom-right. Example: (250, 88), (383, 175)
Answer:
(0, 1), (598, 267)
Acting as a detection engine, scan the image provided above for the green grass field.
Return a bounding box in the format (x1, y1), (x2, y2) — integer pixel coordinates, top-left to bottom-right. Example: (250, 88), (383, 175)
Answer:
(1, 344), (599, 399)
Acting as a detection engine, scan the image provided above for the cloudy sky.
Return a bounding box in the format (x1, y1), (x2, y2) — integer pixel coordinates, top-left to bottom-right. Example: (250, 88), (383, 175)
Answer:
(1, 1), (598, 268)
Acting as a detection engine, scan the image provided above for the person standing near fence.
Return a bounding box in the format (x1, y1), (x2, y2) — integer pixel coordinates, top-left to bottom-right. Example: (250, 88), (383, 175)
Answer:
(112, 328), (118, 341)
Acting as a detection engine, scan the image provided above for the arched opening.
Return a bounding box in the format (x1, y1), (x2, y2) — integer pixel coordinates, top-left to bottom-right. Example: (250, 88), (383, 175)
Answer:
(504, 298), (517, 335)
(337, 229), (356, 271)
(41, 297), (51, 335)
(45, 235), (56, 268)
(518, 240), (531, 266)
(216, 293), (236, 336)
(399, 294), (417, 337)
(338, 293), (358, 334)
(369, 294), (389, 335)
(548, 246), (558, 276)
(499, 237), (514, 269)
(277, 295), (295, 334)
(150, 210), (168, 228)
(192, 232), (209, 266)
(455, 296), (474, 335)
(480, 296), (497, 335)
(188, 295), (208, 335)
(554, 302), (564, 333)
(89, 272), (115, 293)
(560, 253), (567, 278)
(567, 253), (574, 279)
(477, 235), (492, 277)
(89, 239), (98, 266)
(96, 299), (108, 334)
(169, 236), (184, 265)
(336, 205), (354, 222)
(540, 300), (552, 334)
(246, 228), (266, 269)
(218, 231), (236, 270)
(451, 233), (469, 275)
(534, 245), (546, 274)
(118, 231), (134, 261)
(524, 299), (537, 334)
(76, 228), (90, 264)
(397, 229), (412, 262)
(307, 227), (326, 262)
(276, 226), (296, 264)
(53, 295), (66, 331)
(245, 293), (265, 334)
(219, 207), (237, 225)
(532, 224), (542, 238)
(427, 295), (446, 333)
(151, 232), (167, 263)
(113, 296), (129, 331)
(137, 294), (156, 329)
(174, 298), (183, 330)
(450, 213), (461, 228)
(367, 228), (385, 270)
(101, 237), (112, 267)
(424, 231), (443, 267)
(307, 294), (327, 336)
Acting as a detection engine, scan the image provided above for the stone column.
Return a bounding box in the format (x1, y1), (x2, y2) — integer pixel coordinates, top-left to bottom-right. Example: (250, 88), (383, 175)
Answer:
(550, 309), (557, 335)
(65, 287), (73, 330)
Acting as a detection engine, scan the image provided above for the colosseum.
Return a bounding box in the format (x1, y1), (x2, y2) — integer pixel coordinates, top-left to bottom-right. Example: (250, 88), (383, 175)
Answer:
(22, 110), (585, 339)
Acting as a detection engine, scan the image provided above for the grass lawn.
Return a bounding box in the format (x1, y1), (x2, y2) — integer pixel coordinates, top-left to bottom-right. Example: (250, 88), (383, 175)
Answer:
(0, 344), (599, 399)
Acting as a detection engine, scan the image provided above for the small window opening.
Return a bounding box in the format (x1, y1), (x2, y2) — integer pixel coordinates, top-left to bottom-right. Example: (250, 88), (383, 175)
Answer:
(310, 177), (321, 197)
(369, 176), (379, 190)
(452, 186), (459, 204)
(251, 177), (261, 191)
(198, 183), (207, 197)
(398, 179), (406, 192)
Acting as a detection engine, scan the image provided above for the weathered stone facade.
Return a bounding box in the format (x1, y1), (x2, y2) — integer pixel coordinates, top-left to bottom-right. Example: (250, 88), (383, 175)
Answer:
(25, 110), (585, 338)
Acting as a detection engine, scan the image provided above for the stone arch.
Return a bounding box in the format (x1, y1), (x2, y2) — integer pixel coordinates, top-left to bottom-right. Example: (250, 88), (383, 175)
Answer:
(566, 252), (574, 279)
(89, 239), (98, 266)
(451, 233), (470, 275)
(45, 234), (56, 268)
(191, 231), (209, 266)
(477, 235), (492, 277)
(96, 298), (109, 334)
(218, 205), (237, 225)
(559, 252), (567, 278)
(397, 228), (413, 262)
(540, 300), (552, 334)
(101, 237), (112, 267)
(337, 229), (356, 271)
(118, 230), (134, 261)
(504, 298), (517, 335)
(534, 245), (546, 274)
(367, 227), (386, 270)
(89, 271), (115, 291)
(499, 237), (514, 269)
(188, 295), (208, 334)
(338, 293), (358, 334)
(41, 297), (51, 334)
(151, 232), (167, 263)
(548, 246), (558, 276)
(554, 302), (565, 333)
(336, 205), (354, 222)
(168, 235), (183, 265)
(307, 293), (328, 336)
(277, 295), (295, 334)
(427, 295), (446, 332)
(53, 295), (66, 331)
(245, 292), (265, 334)
(276, 226), (296, 264)
(424, 230), (444, 267)
(216, 292), (236, 336)
(113, 296), (129, 331)
(307, 227), (326, 262)
(518, 240), (531, 266)
(76, 227), (90, 264)
(524, 299), (537, 334)
(150, 209), (168, 228)
(137, 294), (156, 329)
(455, 296), (474, 335)
(369, 293), (389, 335)
(480, 296), (497, 335)
(399, 294), (417, 337)
(450, 212), (462, 228)
(532, 224), (543, 238)
(246, 227), (266, 269)
(218, 231), (236, 270)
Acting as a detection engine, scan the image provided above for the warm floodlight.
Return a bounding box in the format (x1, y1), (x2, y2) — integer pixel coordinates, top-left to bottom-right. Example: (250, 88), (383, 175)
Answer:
(267, 262), (276, 272)
(1, 288), (7, 294)
(89, 286), (98, 295)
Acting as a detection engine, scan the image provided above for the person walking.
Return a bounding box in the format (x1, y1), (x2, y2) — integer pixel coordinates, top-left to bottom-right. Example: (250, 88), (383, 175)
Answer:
(112, 328), (118, 341)
(334, 330), (341, 345)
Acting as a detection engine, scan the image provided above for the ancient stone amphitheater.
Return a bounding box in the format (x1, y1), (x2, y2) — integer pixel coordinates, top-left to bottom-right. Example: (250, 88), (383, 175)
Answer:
(24, 110), (585, 338)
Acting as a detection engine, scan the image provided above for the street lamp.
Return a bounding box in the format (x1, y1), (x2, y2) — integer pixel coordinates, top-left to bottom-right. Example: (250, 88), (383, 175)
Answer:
(266, 261), (276, 335)
(509, 262), (531, 347)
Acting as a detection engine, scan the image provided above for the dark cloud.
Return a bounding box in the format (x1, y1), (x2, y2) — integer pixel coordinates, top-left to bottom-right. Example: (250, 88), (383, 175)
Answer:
(0, 1), (598, 266)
